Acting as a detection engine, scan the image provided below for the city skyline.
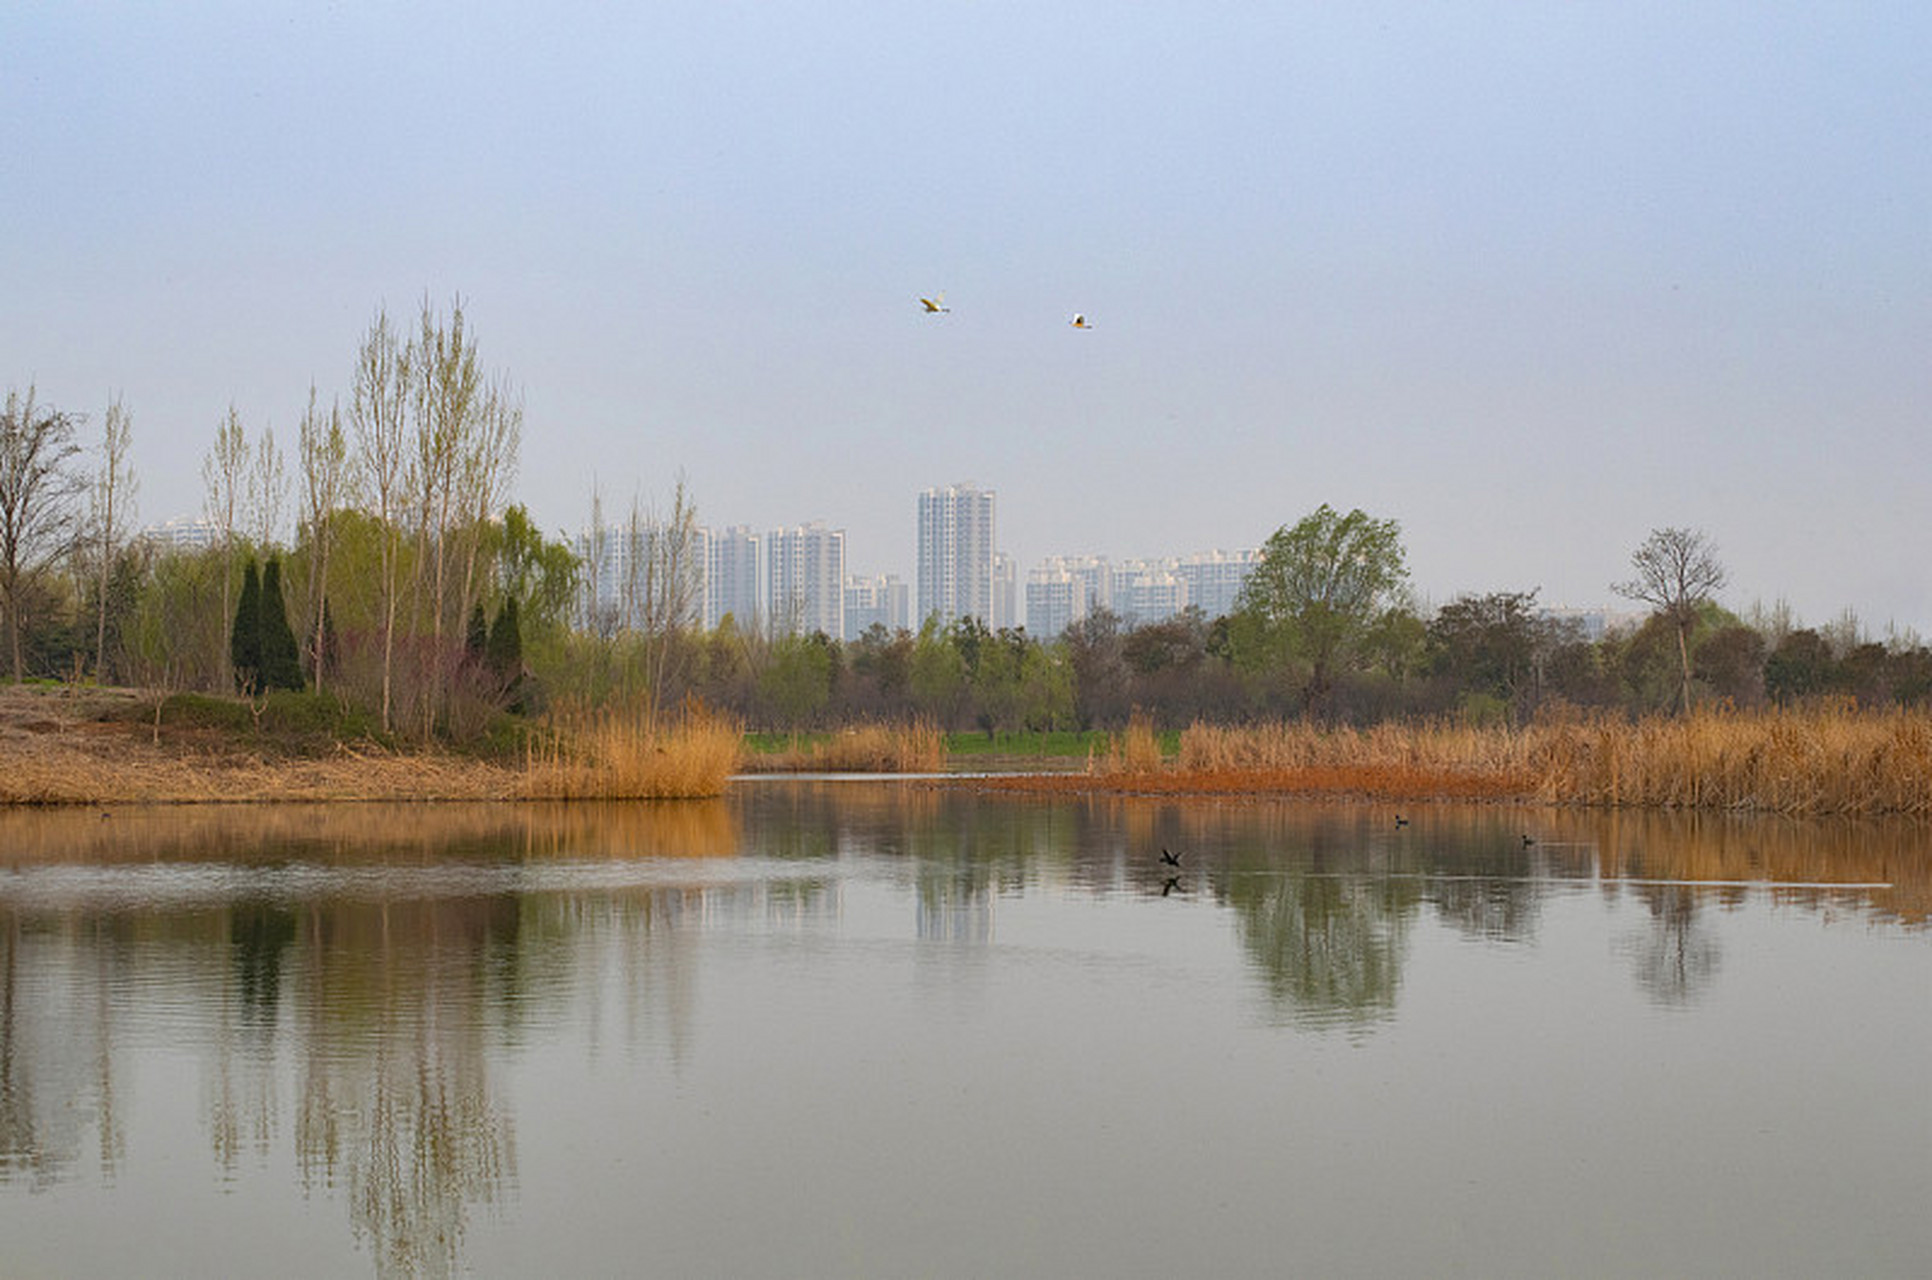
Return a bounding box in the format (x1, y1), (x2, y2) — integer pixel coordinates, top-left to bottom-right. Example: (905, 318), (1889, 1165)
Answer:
(14, 5), (1928, 638)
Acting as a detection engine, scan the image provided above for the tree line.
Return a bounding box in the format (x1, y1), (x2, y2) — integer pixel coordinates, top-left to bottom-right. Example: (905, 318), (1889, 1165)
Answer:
(545, 509), (1932, 734)
(5, 342), (1926, 741)
(1, 297), (575, 741)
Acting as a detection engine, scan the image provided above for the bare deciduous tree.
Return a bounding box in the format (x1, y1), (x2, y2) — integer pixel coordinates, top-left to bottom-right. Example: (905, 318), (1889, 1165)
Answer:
(1614, 526), (1728, 713)
(350, 306), (412, 733)
(0, 386), (86, 680)
(631, 475), (703, 727)
(248, 422), (288, 552)
(91, 393), (138, 679)
(202, 403), (250, 684)
(298, 384), (350, 693)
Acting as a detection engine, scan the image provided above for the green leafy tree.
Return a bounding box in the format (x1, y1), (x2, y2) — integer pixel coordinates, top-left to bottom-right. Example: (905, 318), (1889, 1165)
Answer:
(760, 632), (834, 728)
(231, 558), (263, 694)
(316, 597), (340, 687)
(1230, 504), (1409, 715)
(909, 616), (969, 726)
(258, 556), (306, 691)
(1428, 591), (1535, 698)
(1763, 628), (1835, 704)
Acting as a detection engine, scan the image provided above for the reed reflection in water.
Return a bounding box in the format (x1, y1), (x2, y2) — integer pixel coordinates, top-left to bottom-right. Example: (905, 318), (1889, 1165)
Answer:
(0, 788), (1926, 1278)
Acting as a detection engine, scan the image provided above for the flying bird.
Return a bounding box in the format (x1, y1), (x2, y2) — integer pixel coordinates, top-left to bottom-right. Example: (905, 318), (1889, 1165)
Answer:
(1069, 313), (1092, 328)
(1160, 848), (1182, 868)
(920, 294), (950, 313)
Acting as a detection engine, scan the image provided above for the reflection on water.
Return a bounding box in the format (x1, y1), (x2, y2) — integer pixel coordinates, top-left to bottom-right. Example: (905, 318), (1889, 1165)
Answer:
(0, 789), (1926, 1277)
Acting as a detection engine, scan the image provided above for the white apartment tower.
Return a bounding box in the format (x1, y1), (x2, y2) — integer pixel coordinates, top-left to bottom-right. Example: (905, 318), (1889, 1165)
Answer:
(844, 574), (910, 641)
(704, 525), (762, 631)
(916, 484), (996, 627)
(767, 522), (846, 637)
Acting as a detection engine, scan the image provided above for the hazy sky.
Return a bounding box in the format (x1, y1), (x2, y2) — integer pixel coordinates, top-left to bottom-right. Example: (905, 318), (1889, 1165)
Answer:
(5, 3), (1927, 634)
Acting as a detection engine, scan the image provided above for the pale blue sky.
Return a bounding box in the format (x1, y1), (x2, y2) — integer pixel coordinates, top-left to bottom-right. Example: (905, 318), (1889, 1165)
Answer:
(5, 3), (1927, 633)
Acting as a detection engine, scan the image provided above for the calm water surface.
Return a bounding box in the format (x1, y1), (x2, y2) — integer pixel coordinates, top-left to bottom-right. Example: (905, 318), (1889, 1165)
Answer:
(1, 784), (1927, 1278)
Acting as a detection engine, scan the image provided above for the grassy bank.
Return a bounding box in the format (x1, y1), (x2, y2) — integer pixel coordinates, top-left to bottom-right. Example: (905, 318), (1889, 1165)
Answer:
(743, 722), (946, 772)
(0, 685), (743, 804)
(987, 705), (1932, 817)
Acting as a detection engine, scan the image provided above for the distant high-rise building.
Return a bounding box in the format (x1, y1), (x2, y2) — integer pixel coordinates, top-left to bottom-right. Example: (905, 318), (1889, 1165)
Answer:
(1113, 560), (1188, 624)
(1025, 563), (1090, 638)
(578, 519), (707, 634)
(844, 573), (910, 640)
(1172, 549), (1258, 620)
(916, 483), (995, 626)
(992, 552), (1017, 631)
(140, 517), (219, 552)
(767, 522), (845, 637)
(704, 525), (762, 631)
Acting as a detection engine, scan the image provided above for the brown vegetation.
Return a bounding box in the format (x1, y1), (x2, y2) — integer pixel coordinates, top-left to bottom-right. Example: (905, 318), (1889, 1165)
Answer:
(990, 704), (1932, 817)
(518, 700), (743, 800)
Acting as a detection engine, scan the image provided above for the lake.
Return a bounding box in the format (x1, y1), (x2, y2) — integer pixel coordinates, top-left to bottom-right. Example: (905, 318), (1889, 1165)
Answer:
(2, 783), (1927, 1277)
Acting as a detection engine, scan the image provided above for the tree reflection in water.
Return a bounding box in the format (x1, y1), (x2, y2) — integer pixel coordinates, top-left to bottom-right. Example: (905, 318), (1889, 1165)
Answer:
(0, 792), (1924, 1273)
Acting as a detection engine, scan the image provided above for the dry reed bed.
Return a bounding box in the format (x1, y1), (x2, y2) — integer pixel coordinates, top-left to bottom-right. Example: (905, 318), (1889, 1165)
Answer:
(1030, 706), (1932, 816)
(518, 704), (744, 799)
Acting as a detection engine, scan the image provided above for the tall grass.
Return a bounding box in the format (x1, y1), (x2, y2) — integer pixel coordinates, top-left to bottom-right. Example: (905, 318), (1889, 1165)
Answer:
(1534, 702), (1932, 816)
(1055, 704), (1932, 816)
(520, 699), (743, 799)
(1089, 713), (1167, 774)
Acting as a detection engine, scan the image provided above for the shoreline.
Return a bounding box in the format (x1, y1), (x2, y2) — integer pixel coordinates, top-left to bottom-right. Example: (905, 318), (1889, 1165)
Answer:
(2, 684), (1927, 816)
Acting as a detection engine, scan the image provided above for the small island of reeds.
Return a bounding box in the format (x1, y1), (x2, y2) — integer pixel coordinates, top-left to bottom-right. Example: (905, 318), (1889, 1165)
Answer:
(980, 703), (1932, 818)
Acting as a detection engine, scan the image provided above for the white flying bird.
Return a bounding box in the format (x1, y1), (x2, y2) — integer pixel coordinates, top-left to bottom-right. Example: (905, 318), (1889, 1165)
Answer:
(1070, 313), (1092, 329)
(920, 294), (950, 313)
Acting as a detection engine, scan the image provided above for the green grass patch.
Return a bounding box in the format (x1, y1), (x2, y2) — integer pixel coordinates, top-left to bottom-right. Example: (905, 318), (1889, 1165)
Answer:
(943, 729), (1122, 759)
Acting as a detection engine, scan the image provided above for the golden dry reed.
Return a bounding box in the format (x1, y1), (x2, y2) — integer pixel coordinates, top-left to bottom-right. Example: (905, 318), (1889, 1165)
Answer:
(1534, 702), (1932, 817)
(1090, 712), (1166, 774)
(520, 700), (744, 799)
(1067, 704), (1932, 817)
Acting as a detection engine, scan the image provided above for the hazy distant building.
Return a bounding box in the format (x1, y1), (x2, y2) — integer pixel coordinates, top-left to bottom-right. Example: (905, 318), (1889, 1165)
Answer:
(1025, 564), (1090, 638)
(1112, 560), (1188, 624)
(844, 573), (910, 640)
(578, 520), (707, 633)
(767, 522), (845, 637)
(704, 525), (762, 631)
(140, 517), (219, 552)
(917, 483), (996, 627)
(1171, 549), (1258, 620)
(992, 552), (1017, 631)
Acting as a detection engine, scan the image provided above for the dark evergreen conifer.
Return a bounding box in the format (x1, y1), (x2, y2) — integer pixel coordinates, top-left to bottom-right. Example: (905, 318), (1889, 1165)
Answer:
(486, 595), (522, 687)
(231, 559), (263, 695)
(465, 601), (490, 666)
(258, 557), (306, 691)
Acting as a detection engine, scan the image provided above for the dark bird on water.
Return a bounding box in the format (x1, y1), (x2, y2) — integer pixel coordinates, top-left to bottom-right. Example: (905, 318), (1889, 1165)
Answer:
(1160, 847), (1182, 868)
